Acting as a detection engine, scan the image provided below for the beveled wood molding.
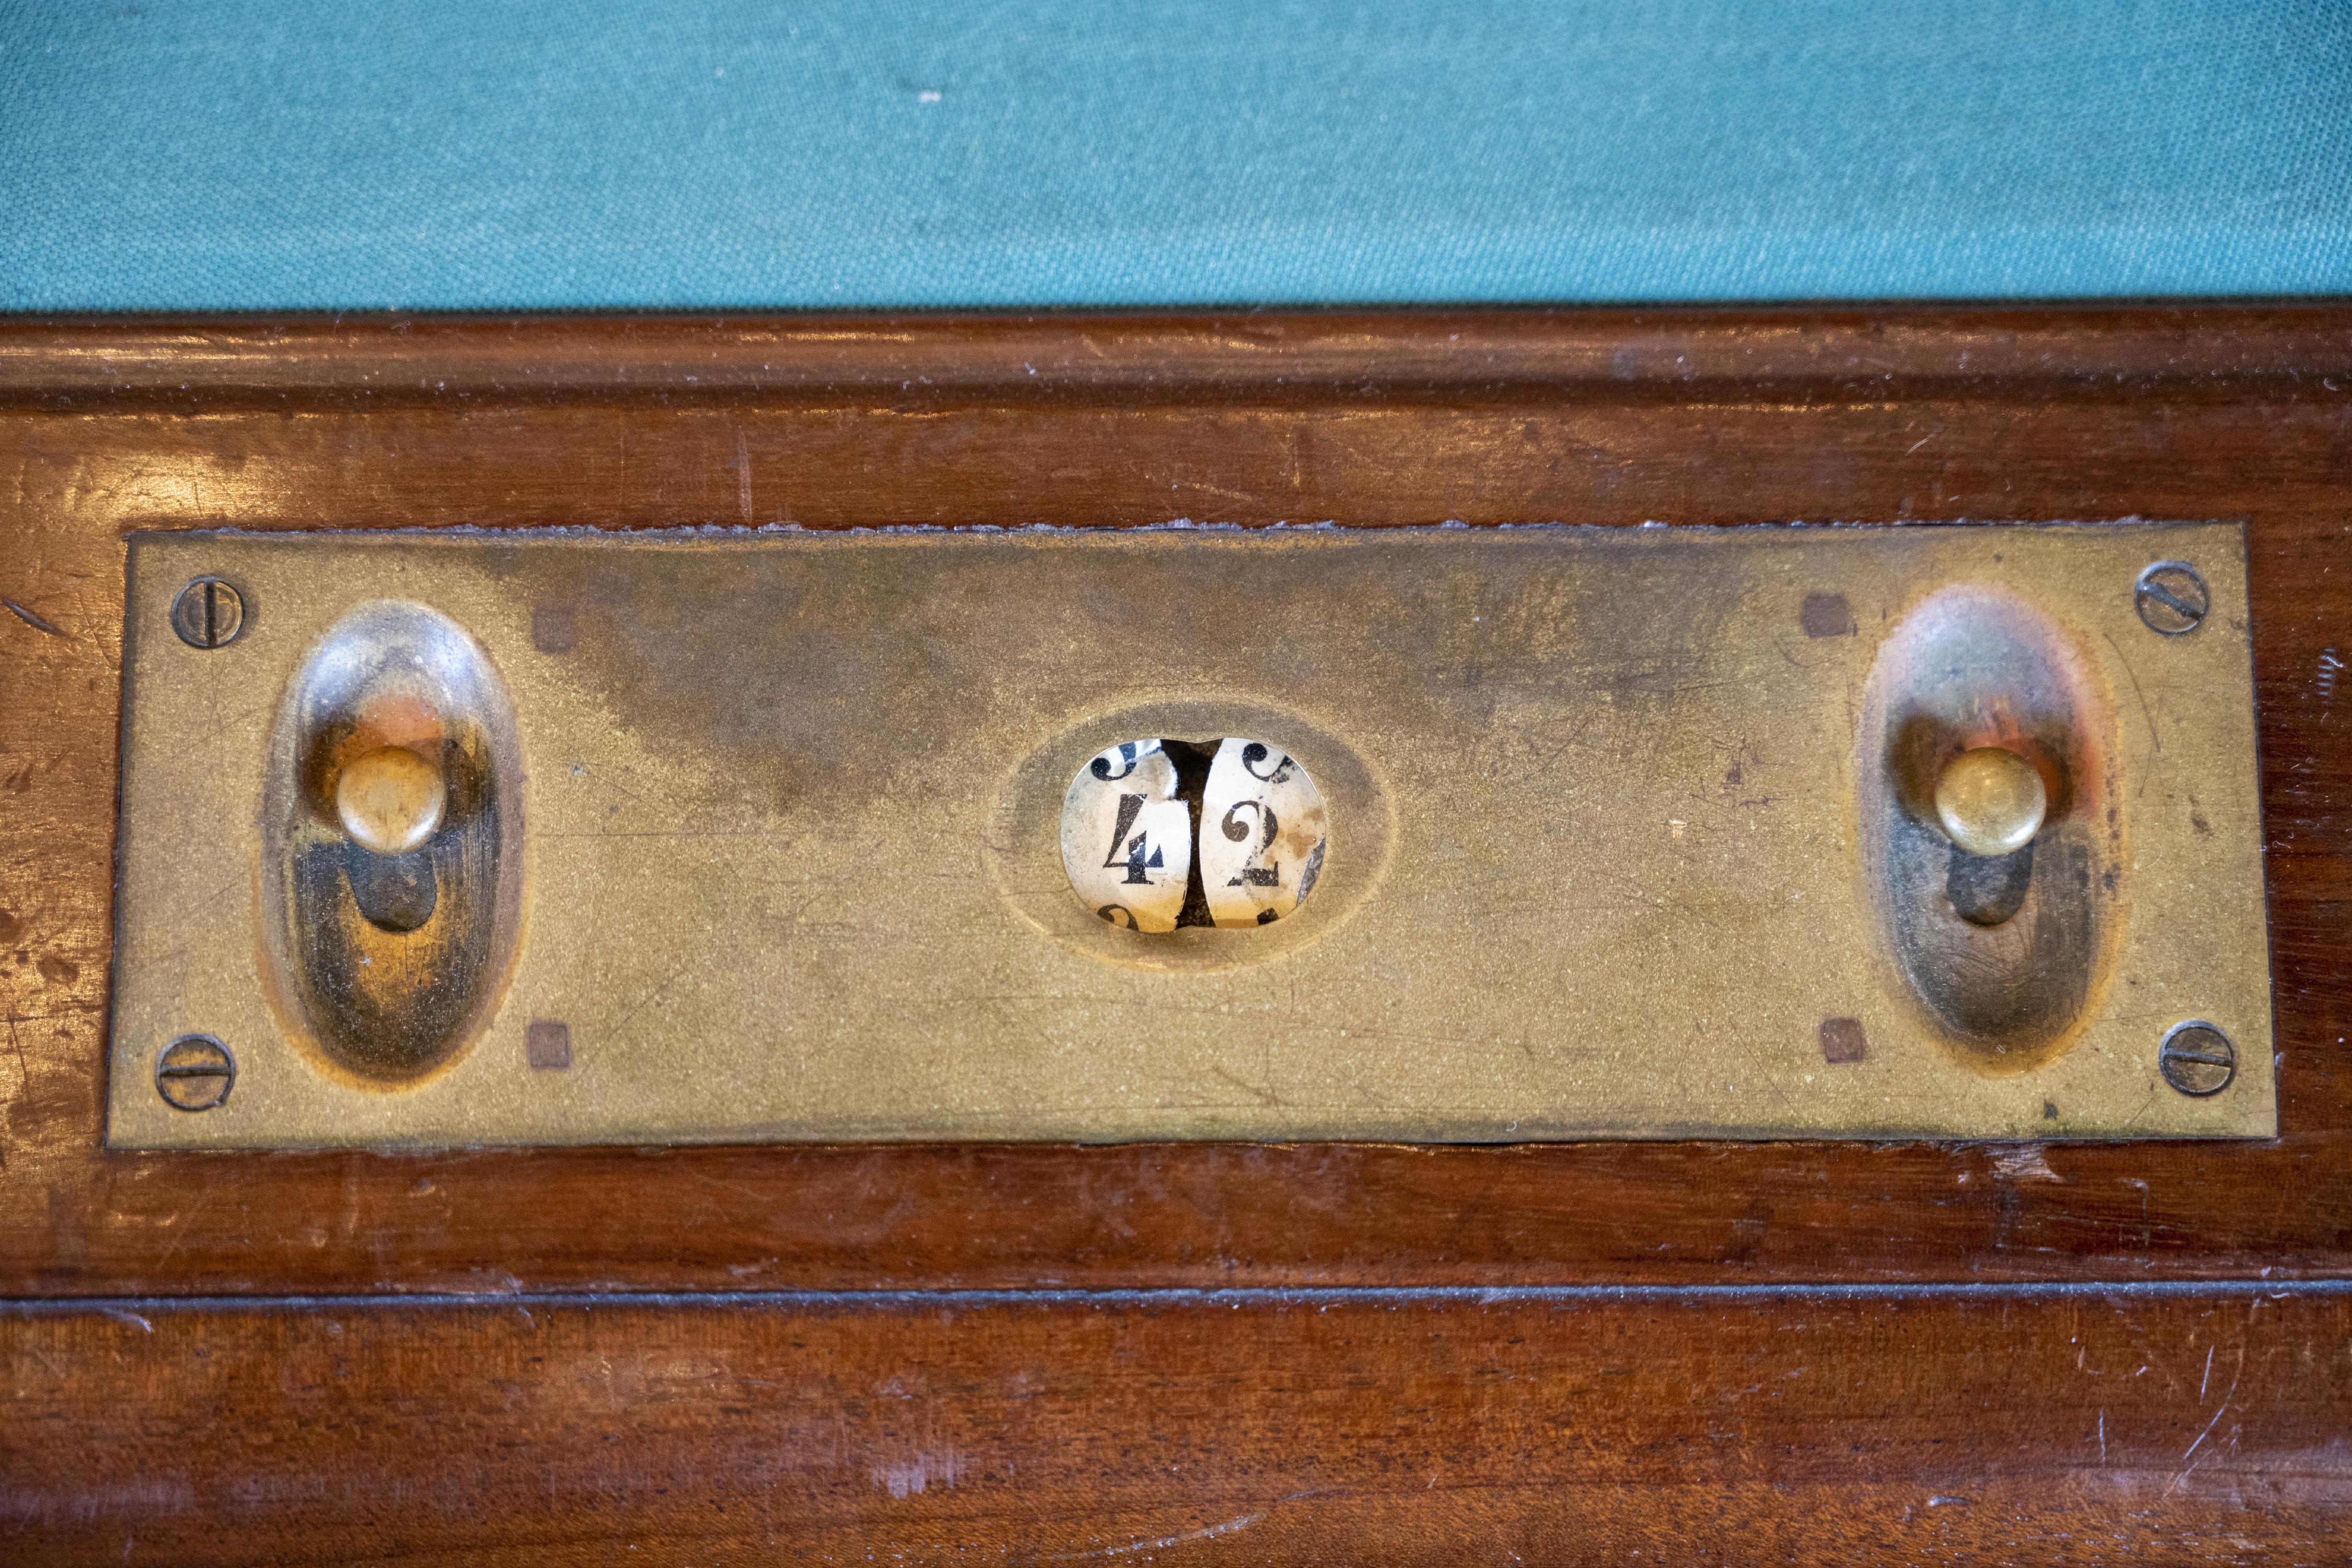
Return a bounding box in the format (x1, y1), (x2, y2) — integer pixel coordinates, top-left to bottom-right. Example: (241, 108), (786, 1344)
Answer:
(1, 304), (2348, 409)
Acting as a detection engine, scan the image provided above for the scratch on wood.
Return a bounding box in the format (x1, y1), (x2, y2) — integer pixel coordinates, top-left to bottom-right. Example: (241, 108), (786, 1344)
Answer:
(1989, 1146), (2062, 1183)
(2163, 1338), (2245, 1500)
(1059, 1512), (1264, 1559)
(0, 1012), (22, 1171)
(4, 598), (61, 636)
(873, 1448), (965, 1499)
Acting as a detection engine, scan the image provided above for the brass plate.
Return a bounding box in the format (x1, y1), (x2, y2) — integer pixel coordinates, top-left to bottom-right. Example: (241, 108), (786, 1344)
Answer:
(109, 525), (2273, 1148)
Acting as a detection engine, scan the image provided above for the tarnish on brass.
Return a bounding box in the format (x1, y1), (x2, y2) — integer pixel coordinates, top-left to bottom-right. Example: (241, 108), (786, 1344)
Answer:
(261, 601), (524, 1087)
(108, 525), (2273, 1149)
(1860, 586), (2120, 1069)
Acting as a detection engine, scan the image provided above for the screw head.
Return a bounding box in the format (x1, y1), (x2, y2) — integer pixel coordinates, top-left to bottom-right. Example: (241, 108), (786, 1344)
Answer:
(169, 577), (245, 649)
(155, 1034), (236, 1111)
(2158, 1021), (2236, 1097)
(2134, 561), (2209, 636)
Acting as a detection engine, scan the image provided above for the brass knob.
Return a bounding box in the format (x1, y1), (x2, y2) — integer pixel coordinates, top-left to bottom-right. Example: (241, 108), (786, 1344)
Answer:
(1933, 746), (2045, 858)
(335, 746), (446, 856)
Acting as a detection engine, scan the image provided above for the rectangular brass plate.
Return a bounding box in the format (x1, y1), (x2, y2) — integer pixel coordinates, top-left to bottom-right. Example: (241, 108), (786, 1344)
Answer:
(110, 525), (2273, 1147)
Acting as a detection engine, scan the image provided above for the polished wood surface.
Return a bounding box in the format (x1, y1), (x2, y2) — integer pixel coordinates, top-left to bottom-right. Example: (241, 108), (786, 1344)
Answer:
(2, 308), (2342, 406)
(3, 308), (2348, 1558)
(9, 1287), (2349, 1564)
(3, 308), (2348, 1296)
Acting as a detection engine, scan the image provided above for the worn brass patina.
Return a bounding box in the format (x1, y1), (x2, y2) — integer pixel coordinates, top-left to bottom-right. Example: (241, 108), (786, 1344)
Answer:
(109, 524), (2272, 1147)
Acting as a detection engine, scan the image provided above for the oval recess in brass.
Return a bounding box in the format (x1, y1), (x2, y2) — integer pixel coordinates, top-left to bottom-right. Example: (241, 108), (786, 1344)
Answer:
(261, 601), (523, 1086)
(1857, 585), (2123, 1073)
(991, 700), (1389, 974)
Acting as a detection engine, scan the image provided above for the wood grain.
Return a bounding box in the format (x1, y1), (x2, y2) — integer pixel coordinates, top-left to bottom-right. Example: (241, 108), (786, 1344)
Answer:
(1, 310), (2348, 1301)
(6, 308), (2350, 1560)
(7, 1285), (2348, 1564)
(2, 308), (2344, 407)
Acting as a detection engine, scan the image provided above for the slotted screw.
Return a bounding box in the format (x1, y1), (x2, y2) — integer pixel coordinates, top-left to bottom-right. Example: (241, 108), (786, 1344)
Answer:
(2158, 1021), (2235, 1097)
(155, 1035), (236, 1111)
(169, 577), (245, 649)
(2134, 561), (2209, 636)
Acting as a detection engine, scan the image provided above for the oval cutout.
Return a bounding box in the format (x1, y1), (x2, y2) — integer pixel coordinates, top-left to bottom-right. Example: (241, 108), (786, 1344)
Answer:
(993, 700), (1388, 974)
(261, 601), (523, 1085)
(1060, 737), (1330, 932)
(1857, 584), (2123, 1071)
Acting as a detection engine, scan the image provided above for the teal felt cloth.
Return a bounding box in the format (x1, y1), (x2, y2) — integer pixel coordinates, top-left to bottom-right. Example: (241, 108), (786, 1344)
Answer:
(3, 0), (2346, 309)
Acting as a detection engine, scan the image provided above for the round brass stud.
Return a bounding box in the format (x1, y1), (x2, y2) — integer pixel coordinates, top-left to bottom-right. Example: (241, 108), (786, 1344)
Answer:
(335, 745), (446, 856)
(1933, 746), (2047, 858)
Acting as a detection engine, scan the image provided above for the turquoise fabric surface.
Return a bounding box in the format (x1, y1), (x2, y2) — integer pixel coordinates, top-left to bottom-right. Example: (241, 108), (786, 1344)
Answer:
(4, 1), (2347, 310)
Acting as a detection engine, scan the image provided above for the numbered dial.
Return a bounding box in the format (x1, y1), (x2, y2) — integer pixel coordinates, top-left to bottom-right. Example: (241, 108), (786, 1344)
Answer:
(1200, 740), (1329, 927)
(1060, 740), (1194, 932)
(1059, 737), (1330, 932)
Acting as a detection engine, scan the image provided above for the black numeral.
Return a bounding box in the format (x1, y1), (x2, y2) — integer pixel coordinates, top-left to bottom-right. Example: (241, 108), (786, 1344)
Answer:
(1220, 799), (1281, 886)
(1102, 793), (1164, 885)
(1091, 742), (1143, 782)
(1239, 742), (1294, 783)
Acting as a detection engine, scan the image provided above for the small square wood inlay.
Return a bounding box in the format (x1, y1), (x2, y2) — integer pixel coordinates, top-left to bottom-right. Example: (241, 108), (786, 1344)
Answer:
(532, 603), (579, 655)
(1818, 1017), (1869, 1064)
(525, 1020), (572, 1070)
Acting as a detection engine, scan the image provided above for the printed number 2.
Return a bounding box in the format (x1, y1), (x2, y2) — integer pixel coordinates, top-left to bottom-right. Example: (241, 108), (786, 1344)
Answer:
(1102, 793), (1165, 885)
(1221, 799), (1281, 887)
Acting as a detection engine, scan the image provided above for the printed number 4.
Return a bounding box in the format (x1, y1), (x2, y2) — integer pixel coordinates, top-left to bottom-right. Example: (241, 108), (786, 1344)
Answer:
(1102, 793), (1165, 885)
